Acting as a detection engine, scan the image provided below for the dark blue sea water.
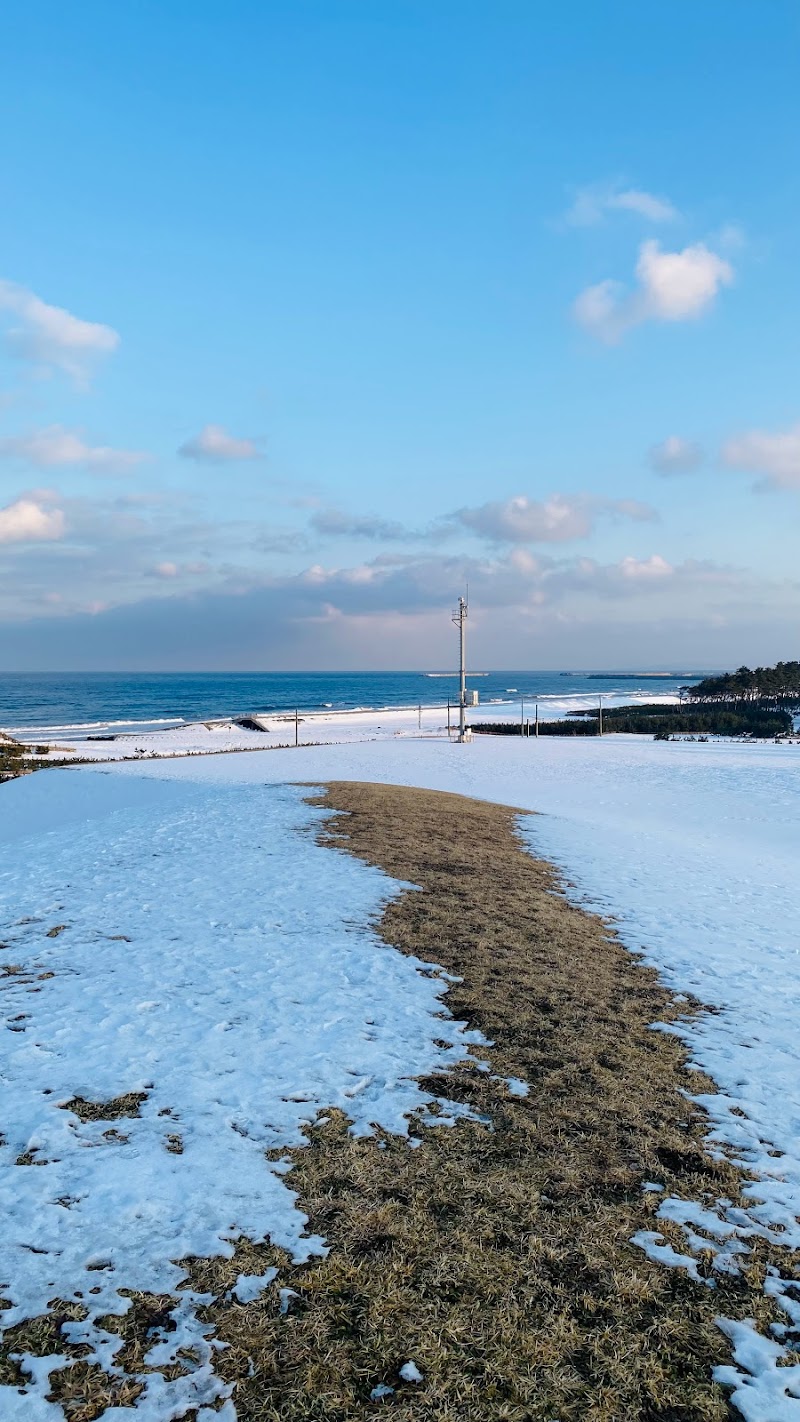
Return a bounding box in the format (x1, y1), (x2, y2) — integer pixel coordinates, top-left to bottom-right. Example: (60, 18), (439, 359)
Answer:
(0, 670), (707, 739)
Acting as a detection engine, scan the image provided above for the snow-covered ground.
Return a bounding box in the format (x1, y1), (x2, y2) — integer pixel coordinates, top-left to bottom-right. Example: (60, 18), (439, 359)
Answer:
(2, 729), (800, 1418)
(5, 688), (683, 761)
(0, 770), (485, 1420)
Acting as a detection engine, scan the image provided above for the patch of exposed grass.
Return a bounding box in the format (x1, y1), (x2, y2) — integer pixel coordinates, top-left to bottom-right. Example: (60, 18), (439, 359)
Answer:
(61, 1093), (149, 1122)
(46, 1361), (143, 1419)
(2, 781), (794, 1420)
(193, 781), (788, 1420)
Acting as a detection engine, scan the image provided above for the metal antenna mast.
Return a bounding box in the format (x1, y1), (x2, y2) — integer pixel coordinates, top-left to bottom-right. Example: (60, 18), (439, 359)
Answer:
(451, 593), (468, 742)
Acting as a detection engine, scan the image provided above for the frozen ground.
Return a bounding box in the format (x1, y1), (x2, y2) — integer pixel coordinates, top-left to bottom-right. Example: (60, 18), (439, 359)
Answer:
(2, 730), (799, 1419)
(106, 731), (800, 1420)
(0, 771), (483, 1420)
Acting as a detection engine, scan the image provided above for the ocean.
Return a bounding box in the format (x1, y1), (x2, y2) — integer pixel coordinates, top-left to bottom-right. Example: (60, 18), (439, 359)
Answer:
(0, 669), (706, 742)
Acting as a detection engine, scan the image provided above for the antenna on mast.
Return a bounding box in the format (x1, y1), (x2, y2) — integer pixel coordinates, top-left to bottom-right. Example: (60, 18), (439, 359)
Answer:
(451, 592), (469, 743)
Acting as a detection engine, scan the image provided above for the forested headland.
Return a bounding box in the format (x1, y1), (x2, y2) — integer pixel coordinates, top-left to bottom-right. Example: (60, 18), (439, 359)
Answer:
(475, 662), (800, 739)
(685, 661), (800, 708)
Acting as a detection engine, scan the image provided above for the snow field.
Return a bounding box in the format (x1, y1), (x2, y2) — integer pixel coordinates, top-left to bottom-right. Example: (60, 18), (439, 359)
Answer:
(102, 731), (800, 1419)
(6, 687), (683, 761)
(0, 772), (484, 1420)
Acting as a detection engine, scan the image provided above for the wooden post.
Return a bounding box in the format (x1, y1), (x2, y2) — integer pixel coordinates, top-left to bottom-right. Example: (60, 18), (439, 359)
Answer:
(520, 696), (524, 738)
(418, 702), (422, 730)
(535, 701), (539, 737)
(295, 708), (299, 746)
(447, 698), (451, 736)
(598, 695), (603, 737)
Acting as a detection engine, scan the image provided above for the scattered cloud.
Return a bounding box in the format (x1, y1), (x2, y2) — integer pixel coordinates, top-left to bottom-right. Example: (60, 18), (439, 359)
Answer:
(453, 493), (656, 544)
(0, 279), (119, 383)
(151, 560), (210, 579)
(649, 435), (704, 475)
(565, 181), (680, 227)
(638, 240), (733, 320)
(574, 240), (734, 343)
(0, 494), (66, 545)
(178, 424), (261, 463)
(2, 525), (790, 671)
(310, 508), (417, 541)
(721, 422), (800, 491)
(306, 496), (657, 548)
(618, 553), (673, 579)
(0, 425), (146, 475)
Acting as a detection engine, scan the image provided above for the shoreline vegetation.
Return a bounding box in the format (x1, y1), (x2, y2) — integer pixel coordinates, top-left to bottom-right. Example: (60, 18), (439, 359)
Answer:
(0, 731), (73, 782)
(475, 703), (793, 738)
(475, 662), (800, 739)
(164, 782), (781, 1420)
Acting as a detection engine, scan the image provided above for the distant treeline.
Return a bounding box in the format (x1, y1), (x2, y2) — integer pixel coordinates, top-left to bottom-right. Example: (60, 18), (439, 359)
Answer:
(686, 661), (800, 707)
(474, 720), (598, 737)
(575, 704), (791, 737)
(475, 701), (791, 738)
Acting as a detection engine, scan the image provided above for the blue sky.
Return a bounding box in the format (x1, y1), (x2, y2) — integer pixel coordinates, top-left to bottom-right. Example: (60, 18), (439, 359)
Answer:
(0, 0), (798, 669)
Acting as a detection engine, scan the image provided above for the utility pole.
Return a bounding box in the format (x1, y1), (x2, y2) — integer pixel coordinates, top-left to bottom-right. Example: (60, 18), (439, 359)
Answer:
(451, 595), (468, 742)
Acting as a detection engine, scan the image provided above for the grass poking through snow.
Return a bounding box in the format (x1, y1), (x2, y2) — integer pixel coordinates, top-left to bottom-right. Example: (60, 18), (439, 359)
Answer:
(197, 781), (785, 1420)
(3, 779), (794, 1419)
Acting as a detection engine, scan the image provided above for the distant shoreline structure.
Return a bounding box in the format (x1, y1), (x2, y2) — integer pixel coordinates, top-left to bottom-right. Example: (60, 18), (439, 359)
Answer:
(583, 672), (702, 681)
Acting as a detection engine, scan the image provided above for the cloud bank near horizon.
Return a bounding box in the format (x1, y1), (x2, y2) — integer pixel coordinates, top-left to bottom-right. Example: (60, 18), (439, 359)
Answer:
(0, 236), (794, 672)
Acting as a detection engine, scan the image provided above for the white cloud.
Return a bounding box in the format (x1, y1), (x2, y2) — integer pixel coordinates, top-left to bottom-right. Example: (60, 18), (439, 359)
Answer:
(178, 424), (260, 463)
(455, 493), (656, 544)
(649, 435), (704, 475)
(0, 425), (145, 475)
(638, 240), (733, 320)
(0, 496), (66, 545)
(574, 240), (734, 343)
(618, 553), (673, 579)
(566, 181), (679, 227)
(0, 279), (119, 382)
(459, 494), (592, 542)
(721, 422), (800, 491)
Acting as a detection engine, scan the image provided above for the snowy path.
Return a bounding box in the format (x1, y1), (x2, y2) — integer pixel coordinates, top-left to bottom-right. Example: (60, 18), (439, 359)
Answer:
(0, 772), (481, 1421)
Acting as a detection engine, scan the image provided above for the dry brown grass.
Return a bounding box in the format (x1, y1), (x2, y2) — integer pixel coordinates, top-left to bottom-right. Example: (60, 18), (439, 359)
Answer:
(2, 780), (792, 1420)
(61, 1093), (149, 1122)
(187, 780), (789, 1420)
